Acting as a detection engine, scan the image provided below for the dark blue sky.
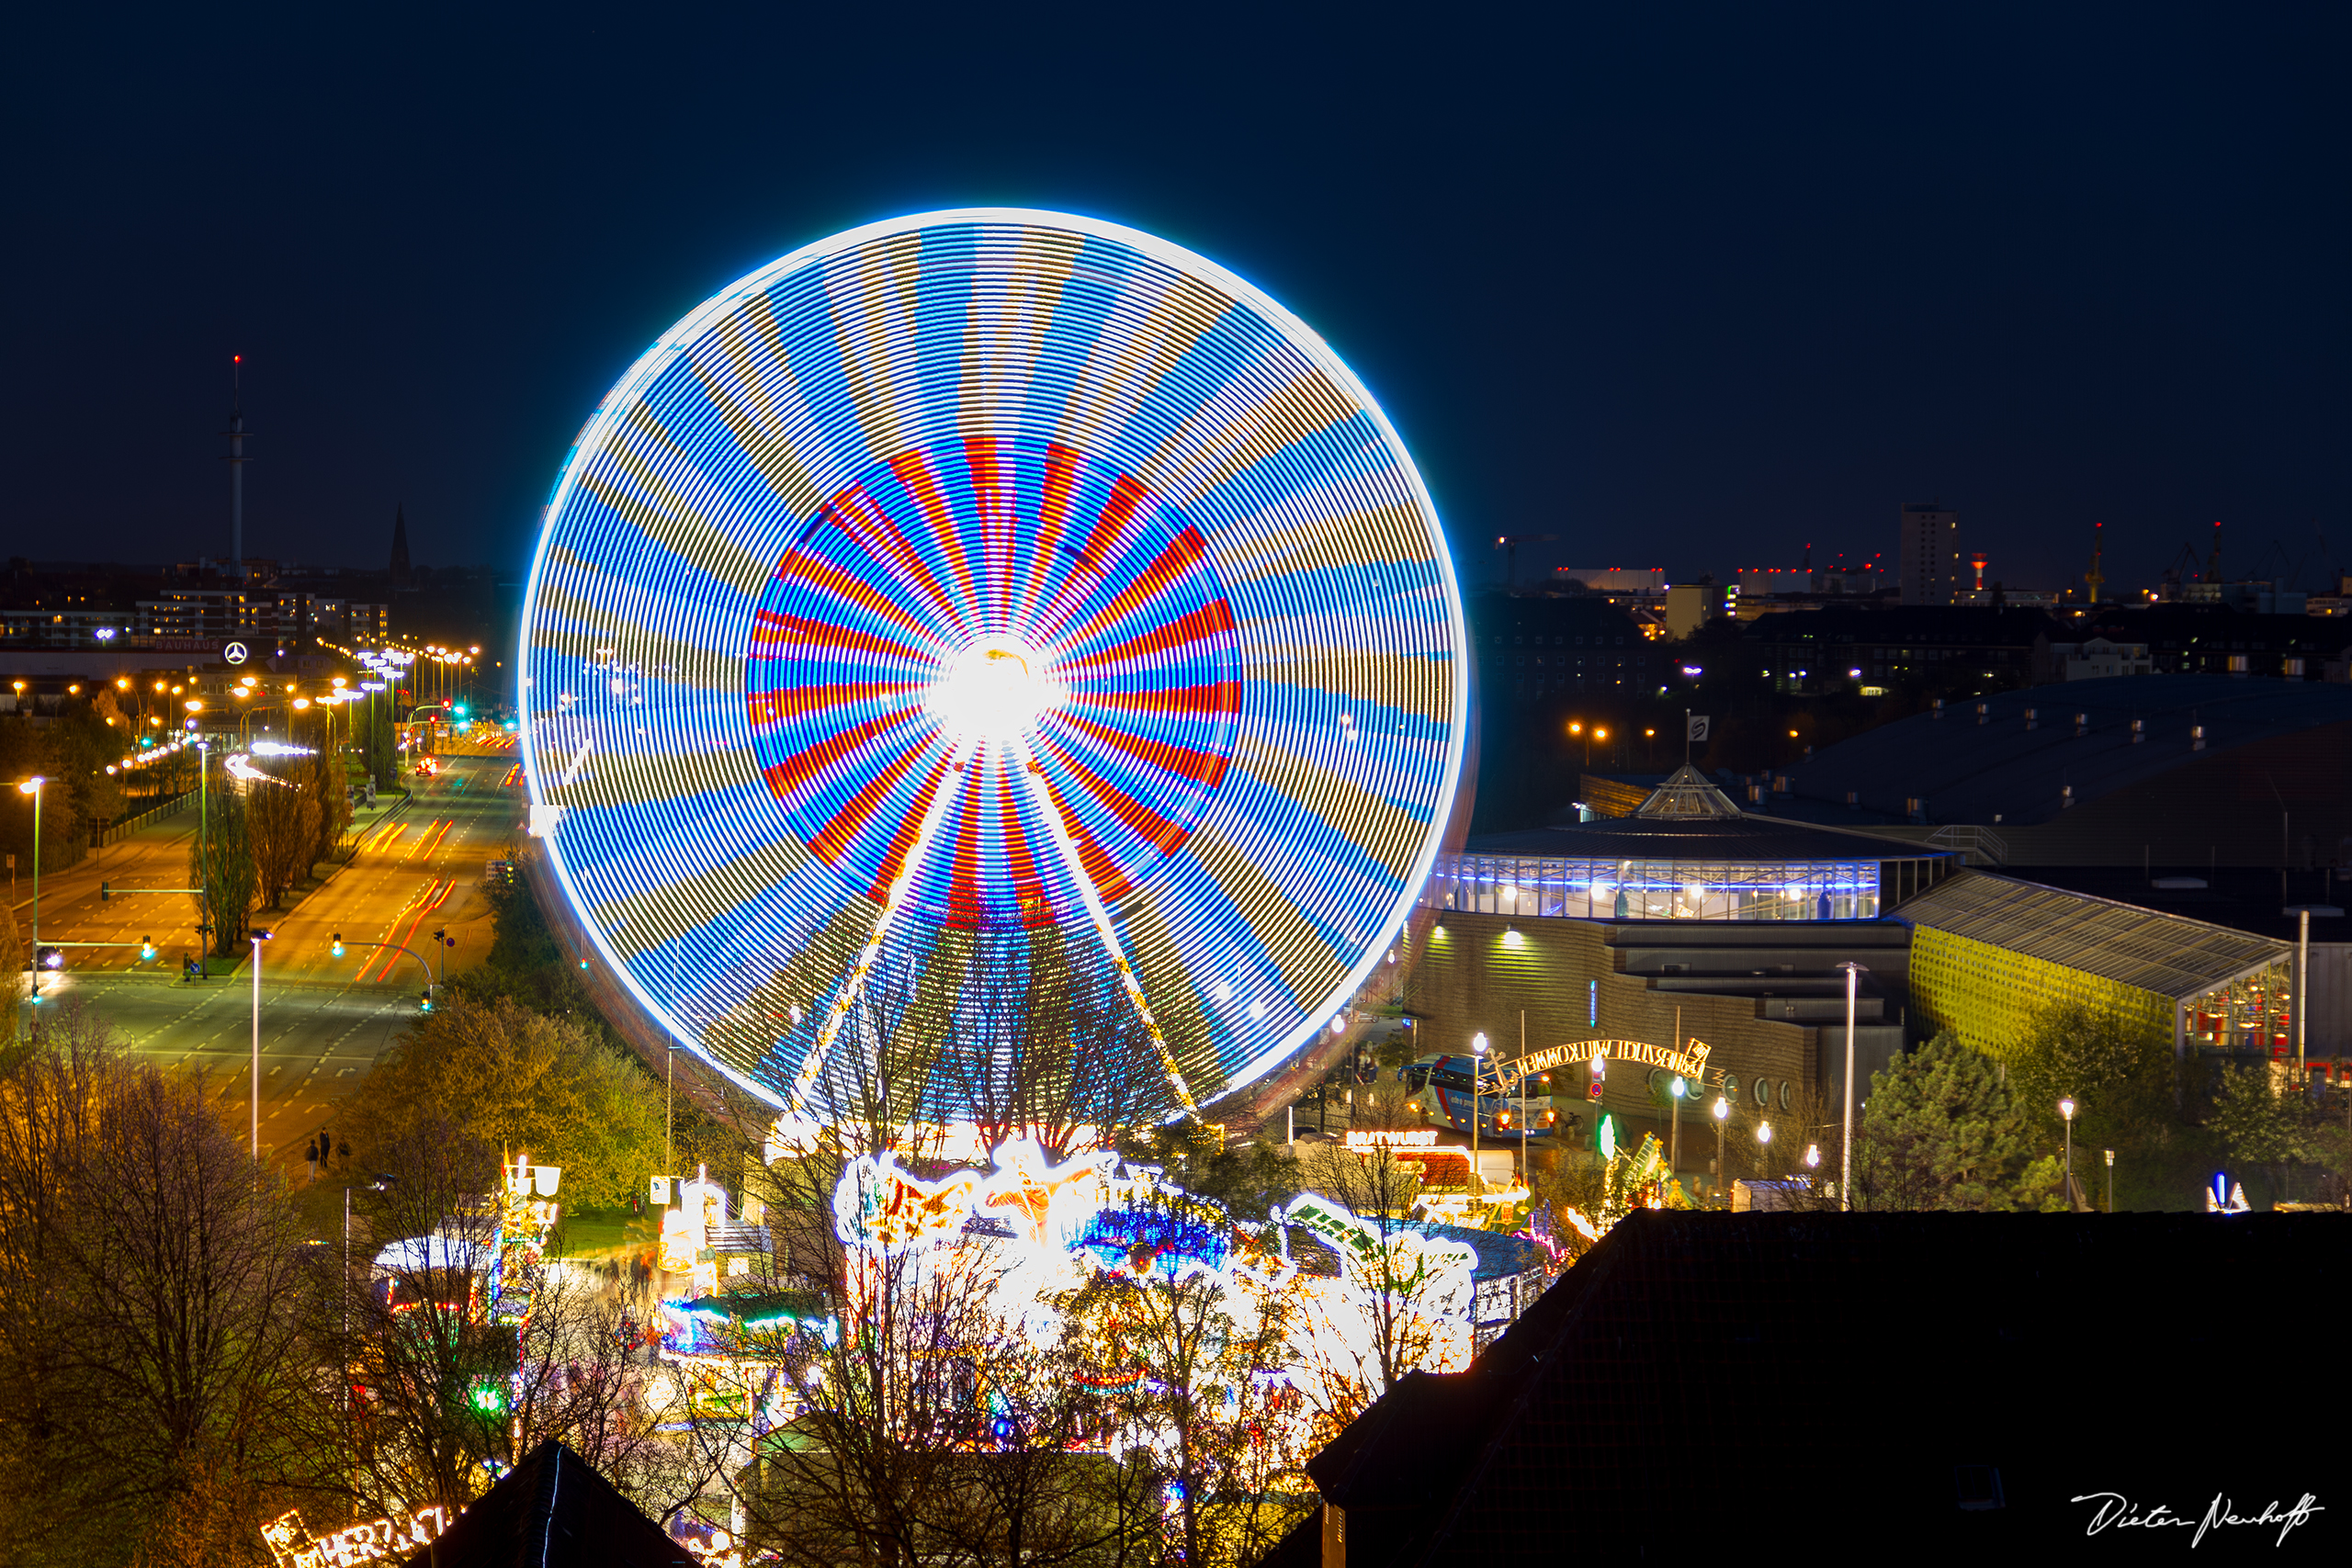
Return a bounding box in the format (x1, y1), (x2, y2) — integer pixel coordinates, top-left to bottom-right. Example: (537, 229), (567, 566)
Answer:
(8, 3), (2344, 593)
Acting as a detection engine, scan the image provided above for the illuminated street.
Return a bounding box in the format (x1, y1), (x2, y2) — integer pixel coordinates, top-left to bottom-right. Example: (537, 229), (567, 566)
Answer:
(10, 746), (522, 1164)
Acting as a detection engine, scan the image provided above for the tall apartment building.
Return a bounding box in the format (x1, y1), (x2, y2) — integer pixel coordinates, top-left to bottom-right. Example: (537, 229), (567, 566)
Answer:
(1898, 502), (1960, 605)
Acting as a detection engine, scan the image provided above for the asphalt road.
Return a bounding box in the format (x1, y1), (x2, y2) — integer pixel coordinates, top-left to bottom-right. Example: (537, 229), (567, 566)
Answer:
(11, 739), (526, 1168)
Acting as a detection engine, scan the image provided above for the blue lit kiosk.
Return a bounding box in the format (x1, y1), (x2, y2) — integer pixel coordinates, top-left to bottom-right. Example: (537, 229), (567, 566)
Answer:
(1410, 766), (1960, 1194)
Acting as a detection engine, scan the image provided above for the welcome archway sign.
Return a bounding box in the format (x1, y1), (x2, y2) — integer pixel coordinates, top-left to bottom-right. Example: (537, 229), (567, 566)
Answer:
(1494, 1035), (1713, 1090)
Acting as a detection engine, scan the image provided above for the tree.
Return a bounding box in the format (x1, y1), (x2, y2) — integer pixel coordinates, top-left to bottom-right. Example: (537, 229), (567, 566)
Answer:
(1285, 1141), (1465, 1433)
(340, 996), (670, 1210)
(0, 1001), (323, 1565)
(2007, 1002), (2176, 1138)
(188, 785), (255, 958)
(336, 1121), (724, 1526)
(365, 694), (400, 793)
(1852, 1032), (2065, 1212)
(246, 766), (322, 911)
(304, 749), (352, 869)
(932, 930), (1196, 1163)
(0, 900), (24, 1045)
(2209, 1064), (2317, 1202)
(1057, 1234), (1308, 1567)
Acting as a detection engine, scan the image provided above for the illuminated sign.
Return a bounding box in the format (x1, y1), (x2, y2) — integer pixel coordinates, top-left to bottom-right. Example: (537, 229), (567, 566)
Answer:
(263, 1505), (453, 1567)
(1344, 1128), (1440, 1150)
(1503, 1036), (1712, 1086)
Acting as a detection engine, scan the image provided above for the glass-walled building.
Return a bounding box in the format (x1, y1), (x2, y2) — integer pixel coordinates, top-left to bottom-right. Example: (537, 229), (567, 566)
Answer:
(1425, 766), (1956, 924)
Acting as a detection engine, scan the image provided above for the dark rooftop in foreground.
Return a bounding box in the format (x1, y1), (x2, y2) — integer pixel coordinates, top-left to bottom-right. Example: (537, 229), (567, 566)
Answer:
(402, 1440), (689, 1568)
(1267, 1210), (2344, 1563)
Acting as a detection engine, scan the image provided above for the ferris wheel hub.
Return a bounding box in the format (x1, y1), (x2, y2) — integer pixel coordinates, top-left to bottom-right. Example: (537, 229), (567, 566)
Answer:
(930, 635), (1064, 745)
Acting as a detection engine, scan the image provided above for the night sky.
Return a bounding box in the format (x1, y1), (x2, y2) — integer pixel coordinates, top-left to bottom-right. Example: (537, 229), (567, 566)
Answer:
(9, 3), (2344, 594)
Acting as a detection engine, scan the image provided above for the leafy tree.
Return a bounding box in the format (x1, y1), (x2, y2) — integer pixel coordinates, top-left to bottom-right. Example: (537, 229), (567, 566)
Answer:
(1057, 1242), (1309, 1567)
(365, 694), (400, 792)
(1853, 1032), (2064, 1211)
(305, 748), (352, 868)
(341, 996), (668, 1209)
(2209, 1064), (2320, 1203)
(449, 859), (601, 1019)
(2007, 1003), (2176, 1140)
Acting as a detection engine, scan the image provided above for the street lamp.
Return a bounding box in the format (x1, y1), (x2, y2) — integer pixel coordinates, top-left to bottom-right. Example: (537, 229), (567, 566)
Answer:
(193, 740), (213, 979)
(1755, 1120), (1772, 1180)
(1470, 1031), (1489, 1217)
(2057, 1096), (2078, 1209)
(1669, 1076), (1686, 1180)
(1712, 1094), (1730, 1206)
(250, 928), (275, 1159)
(16, 778), (41, 1018)
(1835, 962), (1867, 1210)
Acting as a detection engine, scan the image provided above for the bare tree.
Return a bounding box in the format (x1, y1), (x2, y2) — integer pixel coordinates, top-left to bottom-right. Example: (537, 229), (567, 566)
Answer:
(0, 1000), (324, 1567)
(1282, 1142), (1454, 1436)
(1056, 1232), (1308, 1568)
(246, 764), (322, 911)
(334, 1120), (724, 1527)
(187, 787), (255, 958)
(932, 929), (1199, 1163)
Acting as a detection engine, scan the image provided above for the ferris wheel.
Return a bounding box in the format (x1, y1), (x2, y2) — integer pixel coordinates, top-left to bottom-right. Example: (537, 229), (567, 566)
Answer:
(521, 210), (1465, 1120)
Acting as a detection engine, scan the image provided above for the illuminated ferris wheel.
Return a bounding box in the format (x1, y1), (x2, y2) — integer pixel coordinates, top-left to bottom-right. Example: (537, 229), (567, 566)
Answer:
(521, 210), (1465, 1120)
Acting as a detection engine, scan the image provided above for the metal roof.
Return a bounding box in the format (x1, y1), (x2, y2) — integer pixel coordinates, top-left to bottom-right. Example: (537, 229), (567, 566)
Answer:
(1782, 673), (2352, 826)
(1633, 763), (1743, 818)
(1891, 868), (2288, 999)
(1463, 813), (1952, 863)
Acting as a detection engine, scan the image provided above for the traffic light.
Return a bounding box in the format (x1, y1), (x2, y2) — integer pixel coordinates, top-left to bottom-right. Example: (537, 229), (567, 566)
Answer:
(419, 992), (433, 1012)
(141, 938), (155, 961)
(99, 881), (109, 901)
(332, 932), (345, 958)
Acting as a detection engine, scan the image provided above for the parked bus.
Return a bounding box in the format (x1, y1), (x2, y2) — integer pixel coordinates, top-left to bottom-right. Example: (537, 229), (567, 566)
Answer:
(1401, 1055), (1559, 1139)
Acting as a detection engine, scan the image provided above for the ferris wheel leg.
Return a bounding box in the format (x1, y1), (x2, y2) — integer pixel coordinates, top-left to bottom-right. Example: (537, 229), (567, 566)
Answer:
(784, 742), (974, 1115)
(1010, 739), (1200, 1118)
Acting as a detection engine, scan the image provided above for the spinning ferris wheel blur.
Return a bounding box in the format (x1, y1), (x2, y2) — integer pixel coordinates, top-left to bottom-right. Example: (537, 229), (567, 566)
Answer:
(520, 209), (1466, 1121)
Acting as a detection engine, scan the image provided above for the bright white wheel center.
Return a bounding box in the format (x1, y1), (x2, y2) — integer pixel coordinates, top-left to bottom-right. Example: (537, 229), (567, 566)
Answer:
(930, 635), (1065, 743)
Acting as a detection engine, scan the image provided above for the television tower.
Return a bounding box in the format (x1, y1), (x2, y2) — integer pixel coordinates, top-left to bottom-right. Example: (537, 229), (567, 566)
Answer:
(2084, 524), (2105, 604)
(223, 355), (249, 577)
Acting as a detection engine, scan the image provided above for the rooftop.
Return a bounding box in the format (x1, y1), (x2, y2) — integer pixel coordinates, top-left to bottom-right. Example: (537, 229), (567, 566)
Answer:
(1781, 672), (2352, 826)
(1891, 867), (2288, 999)
(1279, 1211), (2342, 1562)
(1995, 864), (2350, 946)
(1462, 812), (1950, 864)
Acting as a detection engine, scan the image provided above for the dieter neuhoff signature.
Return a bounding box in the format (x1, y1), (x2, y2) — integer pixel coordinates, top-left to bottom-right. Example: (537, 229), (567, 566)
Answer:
(2074, 1492), (2324, 1547)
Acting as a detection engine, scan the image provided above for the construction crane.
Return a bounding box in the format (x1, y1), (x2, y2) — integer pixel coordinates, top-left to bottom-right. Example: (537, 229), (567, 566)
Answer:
(1494, 534), (1557, 593)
